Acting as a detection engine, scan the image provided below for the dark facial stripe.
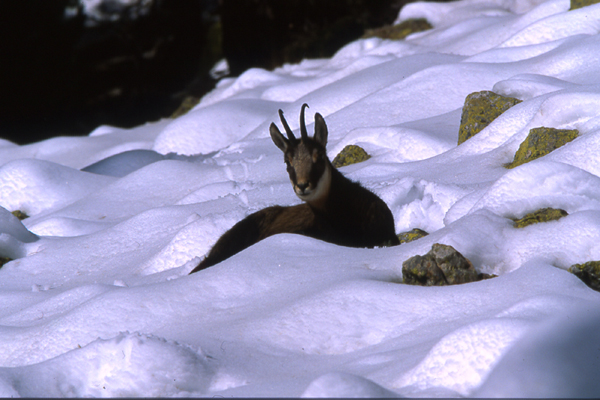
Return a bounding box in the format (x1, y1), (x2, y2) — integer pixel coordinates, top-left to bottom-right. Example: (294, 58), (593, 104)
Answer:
(309, 154), (326, 188)
(285, 154), (297, 185)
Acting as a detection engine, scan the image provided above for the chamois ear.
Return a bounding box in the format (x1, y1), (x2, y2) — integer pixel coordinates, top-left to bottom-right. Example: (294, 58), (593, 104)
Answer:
(313, 113), (328, 148)
(270, 123), (289, 152)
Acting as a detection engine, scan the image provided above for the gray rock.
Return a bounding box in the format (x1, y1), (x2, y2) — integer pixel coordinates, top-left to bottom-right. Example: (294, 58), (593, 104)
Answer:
(402, 243), (494, 286)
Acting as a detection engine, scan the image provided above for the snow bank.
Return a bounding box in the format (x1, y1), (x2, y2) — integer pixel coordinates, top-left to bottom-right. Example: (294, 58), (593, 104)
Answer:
(475, 305), (600, 398)
(0, 332), (212, 397)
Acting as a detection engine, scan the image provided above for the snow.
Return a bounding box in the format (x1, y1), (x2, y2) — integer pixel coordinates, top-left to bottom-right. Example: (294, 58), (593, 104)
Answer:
(1, 0), (600, 396)
(79, 0), (154, 24)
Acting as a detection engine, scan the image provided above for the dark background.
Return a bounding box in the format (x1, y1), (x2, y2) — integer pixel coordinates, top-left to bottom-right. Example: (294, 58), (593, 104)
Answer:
(1, 0), (408, 145)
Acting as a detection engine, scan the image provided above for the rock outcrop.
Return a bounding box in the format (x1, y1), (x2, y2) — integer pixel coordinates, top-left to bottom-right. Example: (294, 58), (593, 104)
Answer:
(397, 228), (429, 244)
(332, 145), (371, 168)
(402, 243), (495, 286)
(362, 18), (432, 40)
(569, 261), (600, 291)
(458, 91), (521, 145)
(506, 127), (578, 169)
(512, 208), (568, 228)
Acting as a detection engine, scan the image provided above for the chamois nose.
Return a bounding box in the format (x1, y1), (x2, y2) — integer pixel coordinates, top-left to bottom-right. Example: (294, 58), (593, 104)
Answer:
(296, 182), (309, 193)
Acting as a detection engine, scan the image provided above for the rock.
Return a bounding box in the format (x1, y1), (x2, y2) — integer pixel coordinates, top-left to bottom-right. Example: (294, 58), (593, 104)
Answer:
(362, 18), (432, 40)
(332, 145), (371, 168)
(402, 251), (447, 286)
(458, 91), (521, 145)
(570, 0), (600, 10)
(512, 208), (568, 228)
(0, 257), (11, 269)
(170, 96), (200, 118)
(506, 127), (578, 169)
(402, 243), (492, 286)
(429, 243), (481, 285)
(568, 261), (600, 292)
(397, 228), (429, 244)
(11, 210), (29, 220)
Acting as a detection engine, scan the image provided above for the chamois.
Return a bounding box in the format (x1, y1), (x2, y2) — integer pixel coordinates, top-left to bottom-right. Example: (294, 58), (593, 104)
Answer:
(189, 104), (398, 273)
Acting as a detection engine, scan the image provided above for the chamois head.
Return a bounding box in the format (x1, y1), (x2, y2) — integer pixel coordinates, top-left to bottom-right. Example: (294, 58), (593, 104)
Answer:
(270, 104), (332, 203)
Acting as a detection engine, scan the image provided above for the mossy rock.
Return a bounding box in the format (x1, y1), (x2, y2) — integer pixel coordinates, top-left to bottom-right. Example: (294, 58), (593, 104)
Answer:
(512, 207), (568, 228)
(332, 145), (371, 168)
(397, 228), (429, 244)
(0, 256), (11, 269)
(570, 0), (600, 10)
(458, 91), (522, 145)
(170, 96), (200, 118)
(402, 243), (494, 286)
(403, 251), (447, 286)
(362, 18), (432, 40)
(506, 127), (578, 169)
(11, 210), (29, 220)
(569, 261), (600, 291)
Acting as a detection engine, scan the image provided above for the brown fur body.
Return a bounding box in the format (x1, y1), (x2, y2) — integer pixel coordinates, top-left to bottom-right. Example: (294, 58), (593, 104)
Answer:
(190, 105), (398, 273)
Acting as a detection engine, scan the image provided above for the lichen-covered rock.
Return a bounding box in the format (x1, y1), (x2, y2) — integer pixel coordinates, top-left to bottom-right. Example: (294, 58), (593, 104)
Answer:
(458, 91), (522, 145)
(332, 145), (371, 168)
(402, 251), (447, 286)
(0, 257), (11, 268)
(512, 208), (568, 228)
(430, 243), (482, 285)
(402, 243), (492, 286)
(170, 96), (200, 118)
(11, 210), (29, 220)
(569, 261), (600, 291)
(506, 127), (578, 169)
(397, 228), (429, 244)
(571, 0), (600, 10)
(362, 18), (432, 40)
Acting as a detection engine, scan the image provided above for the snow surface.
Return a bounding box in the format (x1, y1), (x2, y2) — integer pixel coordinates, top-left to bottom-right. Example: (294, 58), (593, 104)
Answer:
(2, 0), (600, 397)
(78, 0), (154, 25)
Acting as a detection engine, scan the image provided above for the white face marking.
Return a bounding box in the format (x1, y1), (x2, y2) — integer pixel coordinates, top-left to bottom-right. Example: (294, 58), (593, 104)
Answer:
(294, 164), (331, 202)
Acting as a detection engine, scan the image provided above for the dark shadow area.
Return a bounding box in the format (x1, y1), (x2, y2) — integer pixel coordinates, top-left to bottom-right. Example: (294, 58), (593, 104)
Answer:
(1, 0), (217, 145)
(1, 0), (407, 145)
(221, 0), (406, 76)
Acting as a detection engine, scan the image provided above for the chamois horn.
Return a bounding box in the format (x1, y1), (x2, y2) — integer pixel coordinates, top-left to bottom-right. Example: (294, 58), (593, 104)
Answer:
(278, 109), (296, 141)
(300, 103), (309, 141)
